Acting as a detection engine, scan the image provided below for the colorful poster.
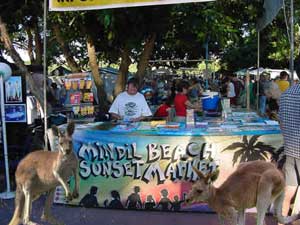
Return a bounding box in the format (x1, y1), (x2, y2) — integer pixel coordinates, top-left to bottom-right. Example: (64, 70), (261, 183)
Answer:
(70, 92), (81, 104)
(5, 76), (22, 103)
(50, 127), (283, 212)
(49, 0), (215, 11)
(5, 104), (27, 123)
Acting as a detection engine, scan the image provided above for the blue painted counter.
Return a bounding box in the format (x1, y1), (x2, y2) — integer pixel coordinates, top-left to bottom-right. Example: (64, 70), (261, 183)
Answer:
(51, 112), (283, 213)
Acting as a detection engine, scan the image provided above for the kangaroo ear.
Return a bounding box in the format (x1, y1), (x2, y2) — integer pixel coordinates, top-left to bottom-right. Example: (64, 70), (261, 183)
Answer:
(205, 168), (220, 184)
(66, 121), (75, 137)
(52, 125), (60, 137)
(192, 166), (206, 180)
(210, 168), (220, 182)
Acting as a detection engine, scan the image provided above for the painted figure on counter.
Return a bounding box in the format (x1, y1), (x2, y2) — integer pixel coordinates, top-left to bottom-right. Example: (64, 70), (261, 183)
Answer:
(126, 186), (142, 209)
(79, 186), (99, 208)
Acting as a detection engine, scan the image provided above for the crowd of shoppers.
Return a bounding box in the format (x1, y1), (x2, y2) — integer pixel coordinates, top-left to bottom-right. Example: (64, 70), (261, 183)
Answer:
(108, 70), (297, 122)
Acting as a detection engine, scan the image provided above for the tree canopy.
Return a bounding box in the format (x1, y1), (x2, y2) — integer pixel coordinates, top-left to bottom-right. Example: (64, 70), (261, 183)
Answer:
(0, 0), (299, 109)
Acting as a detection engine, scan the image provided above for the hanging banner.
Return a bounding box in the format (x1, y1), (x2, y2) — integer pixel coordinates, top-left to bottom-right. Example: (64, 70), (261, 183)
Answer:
(49, 0), (215, 12)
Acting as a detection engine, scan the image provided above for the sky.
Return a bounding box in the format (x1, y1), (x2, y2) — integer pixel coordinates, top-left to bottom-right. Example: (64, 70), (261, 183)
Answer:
(4, 47), (30, 64)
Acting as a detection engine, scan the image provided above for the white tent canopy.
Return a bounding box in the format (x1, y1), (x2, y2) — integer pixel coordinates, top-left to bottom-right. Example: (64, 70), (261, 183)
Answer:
(235, 67), (298, 80)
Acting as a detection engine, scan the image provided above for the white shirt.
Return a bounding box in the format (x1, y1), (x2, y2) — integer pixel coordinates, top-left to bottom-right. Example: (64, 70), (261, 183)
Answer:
(109, 91), (152, 120)
(227, 82), (236, 98)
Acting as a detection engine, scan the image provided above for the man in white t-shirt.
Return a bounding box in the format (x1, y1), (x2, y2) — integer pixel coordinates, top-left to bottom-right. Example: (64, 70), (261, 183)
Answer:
(226, 78), (236, 106)
(109, 78), (152, 122)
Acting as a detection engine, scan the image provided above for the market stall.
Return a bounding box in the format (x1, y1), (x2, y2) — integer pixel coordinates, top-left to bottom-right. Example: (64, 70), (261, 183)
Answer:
(49, 111), (283, 212)
(52, 72), (95, 120)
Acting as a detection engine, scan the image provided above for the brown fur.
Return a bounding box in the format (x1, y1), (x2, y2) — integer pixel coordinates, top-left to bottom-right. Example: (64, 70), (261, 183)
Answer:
(186, 160), (300, 225)
(9, 121), (79, 225)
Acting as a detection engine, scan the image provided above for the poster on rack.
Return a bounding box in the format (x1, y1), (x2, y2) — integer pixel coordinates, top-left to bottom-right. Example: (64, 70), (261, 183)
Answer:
(5, 104), (27, 123)
(49, 0), (215, 11)
(5, 76), (22, 103)
(49, 126), (283, 212)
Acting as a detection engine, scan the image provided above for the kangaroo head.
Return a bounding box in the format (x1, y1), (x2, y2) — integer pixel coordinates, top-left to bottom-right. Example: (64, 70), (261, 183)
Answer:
(52, 121), (75, 155)
(185, 167), (219, 204)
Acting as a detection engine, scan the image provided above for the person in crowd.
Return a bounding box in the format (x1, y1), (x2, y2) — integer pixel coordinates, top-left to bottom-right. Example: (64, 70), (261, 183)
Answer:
(59, 81), (67, 106)
(224, 77), (236, 106)
(154, 96), (173, 118)
(150, 78), (158, 105)
(188, 78), (203, 103)
(50, 82), (61, 106)
(258, 74), (268, 116)
(46, 82), (60, 107)
(265, 79), (281, 120)
(109, 78), (152, 122)
(276, 71), (290, 93)
(278, 67), (300, 220)
(237, 76), (248, 108)
(79, 186), (100, 208)
(156, 78), (166, 104)
(173, 81), (202, 122)
(230, 75), (244, 107)
(170, 79), (178, 100)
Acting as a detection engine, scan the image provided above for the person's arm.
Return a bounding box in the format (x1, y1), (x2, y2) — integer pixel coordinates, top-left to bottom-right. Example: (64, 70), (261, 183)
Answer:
(109, 95), (122, 120)
(138, 196), (143, 208)
(185, 100), (202, 112)
(110, 112), (122, 120)
(131, 116), (146, 122)
(137, 95), (152, 121)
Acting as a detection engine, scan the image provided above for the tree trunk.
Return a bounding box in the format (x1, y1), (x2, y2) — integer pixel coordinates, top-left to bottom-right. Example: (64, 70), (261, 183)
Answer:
(25, 26), (35, 63)
(136, 33), (156, 84)
(0, 16), (50, 113)
(32, 16), (42, 65)
(86, 35), (108, 113)
(114, 47), (131, 97)
(53, 24), (81, 72)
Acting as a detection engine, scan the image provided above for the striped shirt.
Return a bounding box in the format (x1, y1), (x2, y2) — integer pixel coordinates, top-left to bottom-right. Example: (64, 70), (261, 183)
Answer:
(279, 84), (300, 159)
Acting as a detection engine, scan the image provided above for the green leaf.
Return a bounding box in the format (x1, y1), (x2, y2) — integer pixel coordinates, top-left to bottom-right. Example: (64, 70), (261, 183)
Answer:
(254, 142), (276, 153)
(104, 14), (111, 28)
(232, 149), (244, 166)
(222, 142), (246, 152)
(248, 135), (260, 147)
(242, 136), (248, 146)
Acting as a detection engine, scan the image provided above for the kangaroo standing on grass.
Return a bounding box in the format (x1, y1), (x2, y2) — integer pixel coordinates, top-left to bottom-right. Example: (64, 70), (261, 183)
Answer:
(186, 160), (300, 225)
(9, 121), (80, 225)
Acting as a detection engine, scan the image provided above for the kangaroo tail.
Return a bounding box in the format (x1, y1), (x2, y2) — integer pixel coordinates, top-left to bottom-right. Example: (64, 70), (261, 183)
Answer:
(273, 191), (300, 224)
(8, 186), (24, 225)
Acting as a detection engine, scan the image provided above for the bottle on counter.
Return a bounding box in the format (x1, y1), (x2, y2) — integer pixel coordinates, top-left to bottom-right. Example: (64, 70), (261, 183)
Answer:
(167, 106), (175, 122)
(186, 109), (195, 128)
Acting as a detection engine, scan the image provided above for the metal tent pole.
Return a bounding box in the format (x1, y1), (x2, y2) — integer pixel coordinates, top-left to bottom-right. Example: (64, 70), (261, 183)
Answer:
(290, 0), (294, 82)
(0, 75), (14, 199)
(43, 0), (48, 150)
(257, 31), (260, 112)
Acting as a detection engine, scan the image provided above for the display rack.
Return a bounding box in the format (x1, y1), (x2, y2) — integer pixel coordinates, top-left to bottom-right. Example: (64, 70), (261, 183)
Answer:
(62, 73), (95, 120)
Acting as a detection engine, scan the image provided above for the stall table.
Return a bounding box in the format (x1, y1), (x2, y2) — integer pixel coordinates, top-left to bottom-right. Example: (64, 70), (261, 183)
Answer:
(49, 111), (283, 212)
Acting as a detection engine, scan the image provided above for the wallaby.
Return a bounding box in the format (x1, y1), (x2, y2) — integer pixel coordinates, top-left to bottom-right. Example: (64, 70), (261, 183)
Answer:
(186, 160), (300, 225)
(9, 121), (79, 225)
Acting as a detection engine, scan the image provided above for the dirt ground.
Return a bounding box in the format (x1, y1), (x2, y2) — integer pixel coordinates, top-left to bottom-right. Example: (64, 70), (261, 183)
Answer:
(0, 197), (277, 225)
